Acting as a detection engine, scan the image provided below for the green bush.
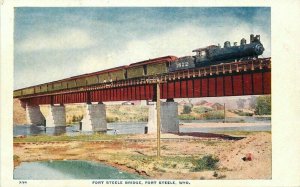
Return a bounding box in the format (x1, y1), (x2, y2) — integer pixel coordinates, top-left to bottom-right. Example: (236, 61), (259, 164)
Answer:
(182, 104), (192, 114)
(178, 114), (196, 120)
(255, 95), (271, 115)
(106, 116), (119, 123)
(13, 155), (20, 160)
(192, 155), (219, 171)
(71, 115), (83, 123)
(235, 111), (253, 116)
(203, 110), (224, 119)
(193, 106), (213, 114)
(136, 116), (148, 122)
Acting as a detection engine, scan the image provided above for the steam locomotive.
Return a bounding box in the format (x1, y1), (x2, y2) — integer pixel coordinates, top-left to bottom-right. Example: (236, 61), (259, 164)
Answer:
(169, 34), (264, 71)
(14, 34), (265, 98)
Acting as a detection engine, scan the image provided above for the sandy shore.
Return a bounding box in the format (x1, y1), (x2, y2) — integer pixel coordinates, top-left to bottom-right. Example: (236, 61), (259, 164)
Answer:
(181, 122), (271, 128)
(14, 131), (271, 180)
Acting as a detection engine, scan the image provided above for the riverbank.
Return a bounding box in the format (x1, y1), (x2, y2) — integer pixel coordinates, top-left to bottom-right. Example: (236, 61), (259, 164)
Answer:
(14, 131), (271, 179)
(182, 122), (271, 128)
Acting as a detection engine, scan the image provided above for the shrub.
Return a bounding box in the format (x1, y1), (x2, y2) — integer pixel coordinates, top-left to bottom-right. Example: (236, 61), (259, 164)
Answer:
(255, 95), (271, 115)
(178, 114), (196, 120)
(13, 155), (20, 160)
(235, 111), (253, 116)
(71, 115), (84, 123)
(203, 110), (224, 119)
(193, 106), (213, 114)
(182, 104), (192, 114)
(106, 116), (119, 123)
(192, 155), (219, 171)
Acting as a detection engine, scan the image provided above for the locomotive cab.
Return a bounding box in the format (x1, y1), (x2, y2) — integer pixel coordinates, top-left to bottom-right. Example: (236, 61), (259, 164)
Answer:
(193, 45), (218, 65)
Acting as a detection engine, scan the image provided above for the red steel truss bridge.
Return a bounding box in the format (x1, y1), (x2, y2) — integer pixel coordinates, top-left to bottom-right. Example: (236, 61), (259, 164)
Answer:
(16, 58), (271, 106)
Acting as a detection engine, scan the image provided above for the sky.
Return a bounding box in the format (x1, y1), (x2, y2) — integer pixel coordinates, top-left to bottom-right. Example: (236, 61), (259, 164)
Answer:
(14, 7), (271, 90)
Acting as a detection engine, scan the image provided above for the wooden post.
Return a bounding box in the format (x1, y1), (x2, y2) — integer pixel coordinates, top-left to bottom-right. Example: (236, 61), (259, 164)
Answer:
(156, 81), (161, 159)
(224, 103), (226, 123)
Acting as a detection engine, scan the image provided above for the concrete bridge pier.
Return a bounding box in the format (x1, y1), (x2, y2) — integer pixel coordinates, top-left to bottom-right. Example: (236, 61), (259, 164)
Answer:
(147, 103), (157, 133)
(147, 101), (179, 134)
(26, 105), (45, 125)
(81, 103), (107, 132)
(46, 105), (66, 127)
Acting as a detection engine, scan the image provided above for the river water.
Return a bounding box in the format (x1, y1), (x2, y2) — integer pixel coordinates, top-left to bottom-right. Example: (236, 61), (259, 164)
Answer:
(14, 160), (143, 179)
(14, 117), (271, 137)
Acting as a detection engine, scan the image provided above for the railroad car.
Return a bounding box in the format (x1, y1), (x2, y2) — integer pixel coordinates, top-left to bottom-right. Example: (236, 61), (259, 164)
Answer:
(127, 56), (177, 78)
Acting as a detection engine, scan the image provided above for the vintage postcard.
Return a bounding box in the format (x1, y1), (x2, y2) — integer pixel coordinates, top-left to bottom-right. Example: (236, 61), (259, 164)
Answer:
(1, 1), (300, 187)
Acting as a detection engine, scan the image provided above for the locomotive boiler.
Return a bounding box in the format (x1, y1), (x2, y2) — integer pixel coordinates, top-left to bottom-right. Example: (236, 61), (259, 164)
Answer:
(169, 34), (264, 71)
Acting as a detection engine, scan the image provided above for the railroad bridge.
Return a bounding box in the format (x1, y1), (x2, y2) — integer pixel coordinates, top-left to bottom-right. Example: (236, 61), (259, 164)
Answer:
(14, 58), (271, 133)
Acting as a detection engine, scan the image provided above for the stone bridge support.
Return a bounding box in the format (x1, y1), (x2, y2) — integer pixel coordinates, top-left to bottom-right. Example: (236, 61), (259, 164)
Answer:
(147, 103), (157, 133)
(46, 105), (66, 127)
(81, 103), (107, 132)
(26, 105), (45, 125)
(147, 101), (179, 134)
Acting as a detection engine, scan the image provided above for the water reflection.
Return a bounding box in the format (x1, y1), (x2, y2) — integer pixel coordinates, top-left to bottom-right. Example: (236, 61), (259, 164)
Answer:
(13, 123), (147, 137)
(14, 117), (271, 137)
(14, 160), (144, 179)
(14, 125), (71, 136)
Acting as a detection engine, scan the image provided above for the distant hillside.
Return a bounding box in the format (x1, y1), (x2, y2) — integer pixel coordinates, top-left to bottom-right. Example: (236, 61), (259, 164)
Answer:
(176, 96), (258, 109)
(13, 99), (27, 124)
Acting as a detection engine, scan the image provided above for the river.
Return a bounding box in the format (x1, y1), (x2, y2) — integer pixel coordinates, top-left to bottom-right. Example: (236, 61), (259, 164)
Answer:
(14, 160), (143, 179)
(14, 117), (271, 137)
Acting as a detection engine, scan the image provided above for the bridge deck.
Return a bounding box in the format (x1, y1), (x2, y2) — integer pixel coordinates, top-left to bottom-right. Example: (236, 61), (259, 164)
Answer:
(17, 58), (271, 106)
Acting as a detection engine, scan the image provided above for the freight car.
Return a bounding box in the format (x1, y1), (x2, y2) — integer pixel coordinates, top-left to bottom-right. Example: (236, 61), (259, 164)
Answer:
(14, 34), (265, 98)
(13, 56), (177, 97)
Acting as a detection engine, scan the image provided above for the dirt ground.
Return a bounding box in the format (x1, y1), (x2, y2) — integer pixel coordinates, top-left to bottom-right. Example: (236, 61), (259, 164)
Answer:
(14, 132), (271, 180)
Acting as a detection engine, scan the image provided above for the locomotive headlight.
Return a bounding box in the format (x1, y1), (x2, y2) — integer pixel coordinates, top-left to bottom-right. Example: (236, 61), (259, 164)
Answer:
(254, 44), (264, 55)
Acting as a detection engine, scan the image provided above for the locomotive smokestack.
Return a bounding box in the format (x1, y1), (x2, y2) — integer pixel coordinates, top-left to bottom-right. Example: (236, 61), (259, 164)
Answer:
(250, 34), (254, 43)
(255, 35), (261, 42)
(240, 38), (246, 45)
(224, 41), (231, 48)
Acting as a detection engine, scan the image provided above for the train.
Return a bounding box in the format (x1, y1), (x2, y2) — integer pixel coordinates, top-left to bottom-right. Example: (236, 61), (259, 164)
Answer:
(14, 34), (265, 98)
(169, 34), (264, 71)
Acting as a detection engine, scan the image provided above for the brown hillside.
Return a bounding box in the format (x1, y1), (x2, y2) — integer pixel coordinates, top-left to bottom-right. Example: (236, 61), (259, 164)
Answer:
(13, 99), (27, 125)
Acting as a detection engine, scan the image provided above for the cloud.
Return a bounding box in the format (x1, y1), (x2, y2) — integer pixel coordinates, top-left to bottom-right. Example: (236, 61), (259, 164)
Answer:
(120, 23), (271, 62)
(77, 54), (119, 75)
(75, 23), (271, 76)
(18, 28), (96, 52)
(14, 8), (271, 89)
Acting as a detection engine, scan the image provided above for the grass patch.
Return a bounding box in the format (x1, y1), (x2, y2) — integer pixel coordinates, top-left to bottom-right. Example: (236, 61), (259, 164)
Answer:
(201, 140), (219, 146)
(106, 116), (119, 123)
(217, 131), (271, 136)
(203, 110), (224, 120)
(129, 154), (220, 172)
(13, 133), (126, 143)
(193, 106), (213, 114)
(153, 166), (166, 172)
(191, 155), (219, 172)
(178, 114), (197, 120)
(13, 154), (20, 160)
(179, 109), (225, 120)
(230, 110), (253, 116)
